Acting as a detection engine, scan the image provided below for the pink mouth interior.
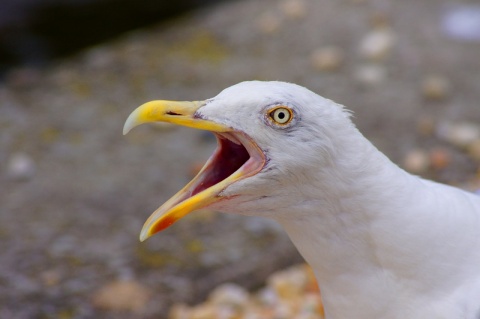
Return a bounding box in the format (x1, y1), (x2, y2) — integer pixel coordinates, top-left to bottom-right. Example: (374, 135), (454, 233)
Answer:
(191, 135), (250, 196)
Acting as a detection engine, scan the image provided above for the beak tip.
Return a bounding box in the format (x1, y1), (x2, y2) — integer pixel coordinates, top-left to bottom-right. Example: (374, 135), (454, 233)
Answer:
(123, 106), (145, 136)
(122, 125), (131, 136)
(139, 228), (150, 242)
(123, 113), (137, 135)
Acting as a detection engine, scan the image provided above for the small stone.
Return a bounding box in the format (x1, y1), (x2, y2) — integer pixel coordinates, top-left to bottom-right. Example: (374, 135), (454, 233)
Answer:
(92, 280), (151, 312)
(273, 302), (296, 318)
(257, 12), (282, 34)
(169, 303), (191, 319)
(442, 5), (480, 41)
(416, 116), (436, 137)
(437, 122), (480, 148)
(7, 153), (36, 181)
(280, 0), (307, 19)
(168, 264), (324, 318)
(209, 283), (250, 308)
(467, 139), (480, 161)
(268, 265), (308, 299)
(403, 149), (430, 174)
(354, 64), (386, 86)
(369, 11), (391, 29)
(358, 28), (395, 61)
(421, 75), (451, 101)
(257, 287), (278, 306)
(310, 46), (344, 72)
(429, 147), (452, 170)
(190, 304), (217, 319)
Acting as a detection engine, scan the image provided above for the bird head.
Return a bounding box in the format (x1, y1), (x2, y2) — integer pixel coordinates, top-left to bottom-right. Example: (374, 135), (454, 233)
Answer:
(124, 81), (353, 241)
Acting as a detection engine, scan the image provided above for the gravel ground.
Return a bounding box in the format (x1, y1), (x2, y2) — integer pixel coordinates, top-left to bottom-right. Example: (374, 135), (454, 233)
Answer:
(1, 0), (480, 318)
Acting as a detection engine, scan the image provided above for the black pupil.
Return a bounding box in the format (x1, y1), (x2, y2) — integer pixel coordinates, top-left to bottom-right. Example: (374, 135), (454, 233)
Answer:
(277, 111), (285, 119)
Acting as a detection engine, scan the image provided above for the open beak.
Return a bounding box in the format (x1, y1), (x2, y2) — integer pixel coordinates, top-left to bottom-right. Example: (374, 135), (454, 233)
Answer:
(124, 100), (265, 241)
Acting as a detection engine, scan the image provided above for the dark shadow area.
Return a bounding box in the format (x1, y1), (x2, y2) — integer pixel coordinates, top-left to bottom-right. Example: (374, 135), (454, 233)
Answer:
(0, 0), (228, 76)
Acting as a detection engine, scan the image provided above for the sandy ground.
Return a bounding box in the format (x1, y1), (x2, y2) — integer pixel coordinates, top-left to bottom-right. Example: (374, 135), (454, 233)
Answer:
(1, 0), (480, 318)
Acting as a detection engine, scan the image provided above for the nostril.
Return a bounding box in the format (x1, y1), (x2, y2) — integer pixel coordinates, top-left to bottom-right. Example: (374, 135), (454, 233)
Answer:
(166, 111), (182, 116)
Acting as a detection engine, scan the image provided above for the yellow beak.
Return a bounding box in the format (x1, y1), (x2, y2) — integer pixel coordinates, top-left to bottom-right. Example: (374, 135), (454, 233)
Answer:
(123, 100), (229, 135)
(124, 100), (263, 242)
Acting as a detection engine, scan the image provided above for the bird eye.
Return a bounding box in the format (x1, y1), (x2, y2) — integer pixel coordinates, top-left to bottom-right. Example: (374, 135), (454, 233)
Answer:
(269, 106), (293, 125)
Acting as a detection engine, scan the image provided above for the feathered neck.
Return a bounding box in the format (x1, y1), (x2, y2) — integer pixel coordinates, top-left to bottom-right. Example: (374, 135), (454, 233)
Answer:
(274, 126), (448, 319)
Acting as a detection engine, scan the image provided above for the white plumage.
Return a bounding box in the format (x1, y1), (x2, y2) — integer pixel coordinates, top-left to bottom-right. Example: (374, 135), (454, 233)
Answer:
(124, 81), (480, 319)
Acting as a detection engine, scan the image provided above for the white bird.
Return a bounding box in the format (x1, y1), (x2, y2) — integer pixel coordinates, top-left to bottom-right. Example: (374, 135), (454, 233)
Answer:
(123, 81), (480, 319)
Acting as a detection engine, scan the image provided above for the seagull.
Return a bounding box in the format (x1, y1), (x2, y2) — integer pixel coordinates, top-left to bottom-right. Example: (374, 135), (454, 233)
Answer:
(123, 81), (480, 319)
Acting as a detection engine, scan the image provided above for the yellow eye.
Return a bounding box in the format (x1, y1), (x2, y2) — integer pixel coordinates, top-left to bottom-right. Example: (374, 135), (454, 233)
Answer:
(269, 106), (293, 125)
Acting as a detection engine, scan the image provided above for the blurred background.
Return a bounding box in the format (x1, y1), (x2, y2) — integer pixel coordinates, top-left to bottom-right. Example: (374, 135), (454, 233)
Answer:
(1, 0), (480, 318)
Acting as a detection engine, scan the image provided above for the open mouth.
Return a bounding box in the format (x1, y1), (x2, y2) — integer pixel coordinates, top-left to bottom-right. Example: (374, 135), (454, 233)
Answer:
(192, 133), (252, 196)
(123, 99), (266, 241)
(168, 131), (266, 212)
(140, 130), (266, 240)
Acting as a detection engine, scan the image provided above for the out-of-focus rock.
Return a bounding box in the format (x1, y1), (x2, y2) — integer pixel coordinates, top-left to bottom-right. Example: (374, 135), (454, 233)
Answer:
(280, 0), (307, 20)
(190, 304), (217, 319)
(358, 28), (395, 61)
(310, 46), (344, 72)
(92, 279), (151, 312)
(436, 122), (480, 148)
(209, 283), (250, 308)
(354, 64), (386, 86)
(403, 149), (430, 174)
(268, 265), (309, 299)
(168, 264), (323, 319)
(421, 75), (451, 101)
(429, 147), (452, 170)
(442, 5), (480, 42)
(369, 11), (391, 29)
(467, 139), (480, 161)
(416, 116), (436, 137)
(169, 304), (192, 319)
(6, 153), (36, 181)
(257, 12), (282, 34)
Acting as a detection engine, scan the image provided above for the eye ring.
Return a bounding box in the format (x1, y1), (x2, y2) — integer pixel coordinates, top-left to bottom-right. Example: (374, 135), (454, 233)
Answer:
(268, 106), (294, 125)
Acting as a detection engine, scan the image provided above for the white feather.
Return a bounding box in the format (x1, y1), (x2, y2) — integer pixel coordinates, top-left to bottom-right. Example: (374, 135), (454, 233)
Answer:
(198, 81), (480, 319)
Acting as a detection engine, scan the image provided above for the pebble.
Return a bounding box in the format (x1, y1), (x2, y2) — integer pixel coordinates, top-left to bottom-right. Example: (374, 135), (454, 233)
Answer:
(310, 46), (344, 72)
(354, 64), (386, 86)
(256, 12), (282, 34)
(358, 28), (395, 61)
(442, 5), (480, 42)
(190, 304), (217, 319)
(416, 116), (436, 137)
(280, 0), (307, 20)
(436, 122), (480, 149)
(6, 153), (36, 181)
(403, 149), (430, 174)
(467, 139), (480, 161)
(268, 266), (309, 299)
(421, 75), (451, 101)
(169, 304), (192, 319)
(168, 264), (324, 319)
(209, 283), (250, 308)
(369, 11), (391, 29)
(429, 147), (452, 170)
(92, 279), (151, 312)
